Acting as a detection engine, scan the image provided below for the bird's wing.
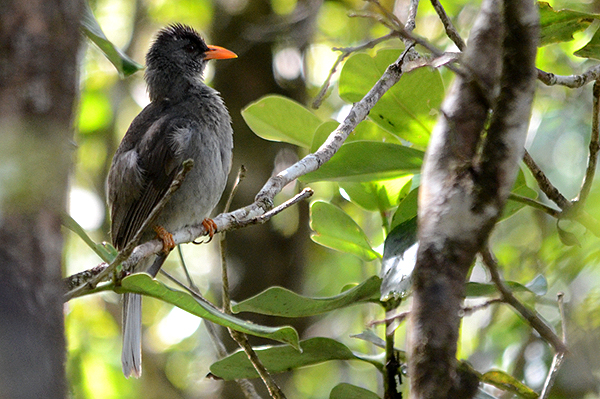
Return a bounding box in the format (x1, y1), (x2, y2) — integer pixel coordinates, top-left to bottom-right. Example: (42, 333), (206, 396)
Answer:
(109, 108), (196, 250)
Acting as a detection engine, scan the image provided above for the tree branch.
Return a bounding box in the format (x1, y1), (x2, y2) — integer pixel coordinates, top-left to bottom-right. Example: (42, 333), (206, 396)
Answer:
(481, 247), (567, 353)
(537, 65), (600, 88)
(523, 150), (572, 211)
(575, 80), (600, 207)
(430, 0), (466, 51)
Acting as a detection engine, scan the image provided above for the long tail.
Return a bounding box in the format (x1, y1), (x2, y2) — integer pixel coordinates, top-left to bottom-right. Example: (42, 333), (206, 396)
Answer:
(122, 292), (142, 378)
(121, 253), (168, 378)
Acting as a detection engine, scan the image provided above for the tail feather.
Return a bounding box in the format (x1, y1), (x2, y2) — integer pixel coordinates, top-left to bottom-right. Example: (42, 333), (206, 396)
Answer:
(122, 292), (142, 378)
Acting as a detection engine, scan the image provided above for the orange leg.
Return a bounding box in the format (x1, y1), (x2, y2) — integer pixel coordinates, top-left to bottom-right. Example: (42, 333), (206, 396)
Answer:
(202, 218), (218, 242)
(154, 225), (176, 254)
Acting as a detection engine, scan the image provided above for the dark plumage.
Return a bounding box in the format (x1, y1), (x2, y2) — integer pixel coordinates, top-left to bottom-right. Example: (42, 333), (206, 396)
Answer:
(107, 24), (235, 378)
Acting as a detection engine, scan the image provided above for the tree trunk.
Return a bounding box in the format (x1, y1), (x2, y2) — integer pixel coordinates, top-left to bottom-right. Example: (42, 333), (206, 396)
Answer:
(0, 1), (82, 398)
(408, 0), (539, 398)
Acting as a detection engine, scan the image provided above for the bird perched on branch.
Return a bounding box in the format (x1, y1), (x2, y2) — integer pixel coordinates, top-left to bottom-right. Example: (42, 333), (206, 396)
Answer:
(107, 24), (236, 378)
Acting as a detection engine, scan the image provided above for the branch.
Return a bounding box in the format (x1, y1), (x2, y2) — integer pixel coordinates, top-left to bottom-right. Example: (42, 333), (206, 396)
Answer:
(537, 65), (600, 88)
(575, 80), (600, 207)
(481, 247), (567, 353)
(219, 172), (286, 399)
(522, 150), (572, 211)
(430, 0), (466, 51)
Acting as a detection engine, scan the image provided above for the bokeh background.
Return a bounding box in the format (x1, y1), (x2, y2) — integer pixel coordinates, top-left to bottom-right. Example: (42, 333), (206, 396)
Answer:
(66, 0), (600, 397)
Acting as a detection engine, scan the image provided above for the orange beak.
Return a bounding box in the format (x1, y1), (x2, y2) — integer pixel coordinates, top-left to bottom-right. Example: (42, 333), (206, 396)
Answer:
(204, 45), (237, 60)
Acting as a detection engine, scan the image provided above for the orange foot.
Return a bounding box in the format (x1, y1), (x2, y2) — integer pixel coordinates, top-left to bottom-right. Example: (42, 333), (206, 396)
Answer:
(154, 225), (175, 254)
(202, 218), (218, 242)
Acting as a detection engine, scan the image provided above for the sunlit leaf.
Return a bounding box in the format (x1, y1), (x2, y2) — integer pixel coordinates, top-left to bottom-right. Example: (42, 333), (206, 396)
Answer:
(340, 175), (412, 212)
(380, 217), (418, 301)
(330, 383), (381, 399)
(575, 26), (600, 59)
(242, 95), (322, 148)
(390, 188), (419, 230)
(502, 168), (538, 220)
(538, 2), (598, 46)
(119, 274), (300, 349)
(339, 49), (444, 147)
(81, 2), (143, 77)
(232, 276), (381, 317)
(209, 337), (374, 380)
(310, 201), (380, 261)
(301, 142), (424, 183)
(481, 370), (538, 399)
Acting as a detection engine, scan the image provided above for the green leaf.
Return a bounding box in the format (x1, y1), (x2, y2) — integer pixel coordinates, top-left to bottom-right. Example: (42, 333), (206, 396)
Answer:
(232, 276), (381, 317)
(330, 383), (381, 399)
(575, 26), (600, 59)
(380, 217), (418, 302)
(209, 337), (370, 380)
(339, 176), (412, 212)
(310, 120), (402, 153)
(481, 370), (538, 399)
(61, 213), (117, 263)
(390, 188), (419, 230)
(81, 2), (143, 77)
(310, 201), (380, 261)
(301, 142), (424, 183)
(339, 49), (444, 147)
(502, 168), (538, 220)
(557, 221), (582, 247)
(242, 95), (322, 148)
(119, 274), (299, 349)
(538, 2), (598, 47)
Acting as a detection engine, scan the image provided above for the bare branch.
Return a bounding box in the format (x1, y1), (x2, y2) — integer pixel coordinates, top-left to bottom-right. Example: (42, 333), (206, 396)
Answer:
(538, 65), (600, 88)
(430, 0), (466, 51)
(575, 80), (600, 207)
(538, 293), (567, 399)
(481, 247), (567, 353)
(523, 150), (572, 211)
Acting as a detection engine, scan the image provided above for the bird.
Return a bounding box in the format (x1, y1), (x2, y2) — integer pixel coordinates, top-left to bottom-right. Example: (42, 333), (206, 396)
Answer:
(106, 24), (236, 378)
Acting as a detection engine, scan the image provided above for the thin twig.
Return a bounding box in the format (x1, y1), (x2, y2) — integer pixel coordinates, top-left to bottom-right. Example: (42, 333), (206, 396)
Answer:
(522, 150), (572, 211)
(369, 310), (409, 327)
(537, 65), (600, 88)
(508, 193), (561, 218)
(430, 0), (466, 51)
(405, 0), (419, 32)
(357, 0), (468, 78)
(481, 246), (567, 353)
(176, 245), (199, 292)
(575, 80), (600, 207)
(64, 160), (195, 300)
(219, 168), (286, 399)
(539, 293), (567, 399)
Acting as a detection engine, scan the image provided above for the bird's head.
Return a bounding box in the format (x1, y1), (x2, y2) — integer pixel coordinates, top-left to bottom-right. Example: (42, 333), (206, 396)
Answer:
(145, 24), (236, 101)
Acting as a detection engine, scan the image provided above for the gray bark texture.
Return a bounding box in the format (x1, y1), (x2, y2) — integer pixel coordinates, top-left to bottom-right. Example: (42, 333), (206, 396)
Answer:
(0, 0), (81, 398)
(408, 0), (539, 398)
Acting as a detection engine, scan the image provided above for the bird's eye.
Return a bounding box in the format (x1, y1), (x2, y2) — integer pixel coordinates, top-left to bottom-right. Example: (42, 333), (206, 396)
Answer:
(184, 43), (197, 53)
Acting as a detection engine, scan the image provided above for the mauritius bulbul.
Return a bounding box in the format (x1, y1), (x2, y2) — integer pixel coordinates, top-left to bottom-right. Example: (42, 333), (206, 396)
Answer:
(107, 24), (236, 378)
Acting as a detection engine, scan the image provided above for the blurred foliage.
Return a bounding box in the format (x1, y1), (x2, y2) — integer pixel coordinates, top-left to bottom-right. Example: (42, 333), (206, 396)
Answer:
(65, 0), (600, 398)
